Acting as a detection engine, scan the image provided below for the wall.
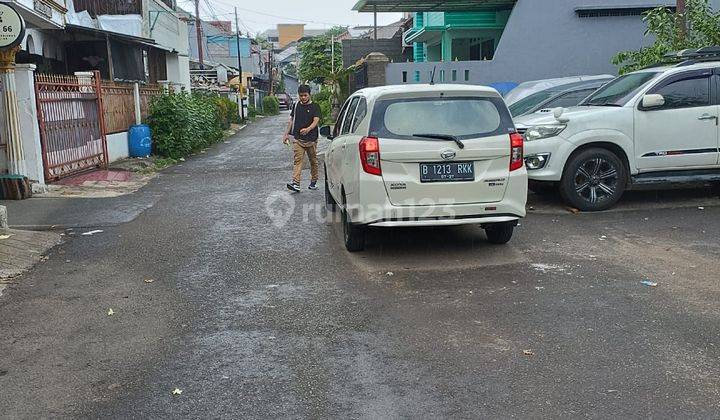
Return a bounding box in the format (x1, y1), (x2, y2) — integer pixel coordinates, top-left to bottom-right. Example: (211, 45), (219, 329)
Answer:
(387, 0), (689, 86)
(342, 38), (411, 68)
(14, 64), (45, 184)
(277, 24), (305, 48)
(107, 132), (129, 162)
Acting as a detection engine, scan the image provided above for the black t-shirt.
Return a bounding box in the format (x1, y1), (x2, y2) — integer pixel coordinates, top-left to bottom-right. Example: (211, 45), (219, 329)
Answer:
(291, 102), (322, 142)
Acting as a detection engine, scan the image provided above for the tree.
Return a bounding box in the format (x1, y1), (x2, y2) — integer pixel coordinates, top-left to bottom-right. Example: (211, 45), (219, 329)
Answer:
(297, 34), (342, 83)
(613, 0), (720, 74)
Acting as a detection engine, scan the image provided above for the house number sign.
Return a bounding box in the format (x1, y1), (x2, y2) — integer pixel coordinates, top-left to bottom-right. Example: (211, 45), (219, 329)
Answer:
(0, 4), (25, 49)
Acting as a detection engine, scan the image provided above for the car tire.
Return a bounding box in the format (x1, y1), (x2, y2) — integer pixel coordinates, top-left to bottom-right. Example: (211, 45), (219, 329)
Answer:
(485, 222), (514, 245)
(341, 195), (365, 252)
(559, 148), (627, 212)
(325, 167), (336, 212)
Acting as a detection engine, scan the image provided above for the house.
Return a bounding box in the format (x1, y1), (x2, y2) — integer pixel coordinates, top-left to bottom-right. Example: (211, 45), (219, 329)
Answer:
(262, 25), (327, 50)
(341, 18), (413, 68)
(352, 0), (720, 86)
(66, 0), (191, 89)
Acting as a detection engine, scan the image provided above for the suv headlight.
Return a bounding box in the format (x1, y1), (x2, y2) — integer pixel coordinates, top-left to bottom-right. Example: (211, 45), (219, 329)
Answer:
(525, 124), (566, 141)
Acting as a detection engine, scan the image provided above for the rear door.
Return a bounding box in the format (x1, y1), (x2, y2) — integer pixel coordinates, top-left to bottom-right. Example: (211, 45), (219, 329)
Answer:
(329, 97), (359, 196)
(370, 94), (516, 206)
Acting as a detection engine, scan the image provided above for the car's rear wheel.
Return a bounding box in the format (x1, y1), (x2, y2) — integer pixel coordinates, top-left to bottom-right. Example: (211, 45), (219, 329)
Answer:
(559, 148), (627, 212)
(484, 222), (515, 244)
(324, 166), (336, 212)
(341, 194), (365, 252)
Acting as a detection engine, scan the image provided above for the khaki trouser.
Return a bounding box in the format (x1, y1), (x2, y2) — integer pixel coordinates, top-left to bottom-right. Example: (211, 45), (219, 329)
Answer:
(292, 140), (319, 184)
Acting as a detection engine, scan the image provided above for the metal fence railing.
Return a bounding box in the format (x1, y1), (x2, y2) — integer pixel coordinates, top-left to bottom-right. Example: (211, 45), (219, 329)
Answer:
(73, 0), (142, 16)
(101, 82), (162, 134)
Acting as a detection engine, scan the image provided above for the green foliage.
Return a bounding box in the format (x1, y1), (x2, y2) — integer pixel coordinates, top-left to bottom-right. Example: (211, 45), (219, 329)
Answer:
(298, 34), (343, 83)
(248, 104), (258, 119)
(311, 90), (333, 125)
(262, 96), (280, 115)
(146, 91), (224, 159)
(214, 96), (241, 129)
(613, 0), (720, 74)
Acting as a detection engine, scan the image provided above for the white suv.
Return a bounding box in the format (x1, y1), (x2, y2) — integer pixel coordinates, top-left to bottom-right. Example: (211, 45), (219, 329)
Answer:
(516, 59), (720, 211)
(320, 84), (527, 252)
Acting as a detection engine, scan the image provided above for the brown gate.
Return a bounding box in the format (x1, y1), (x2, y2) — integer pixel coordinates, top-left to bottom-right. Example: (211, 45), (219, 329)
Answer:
(35, 71), (108, 182)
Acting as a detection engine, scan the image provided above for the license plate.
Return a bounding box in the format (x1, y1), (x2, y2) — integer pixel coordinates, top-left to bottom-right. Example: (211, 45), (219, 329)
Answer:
(419, 162), (475, 182)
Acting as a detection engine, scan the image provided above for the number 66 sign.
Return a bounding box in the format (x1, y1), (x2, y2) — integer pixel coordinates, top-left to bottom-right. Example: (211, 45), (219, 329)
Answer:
(0, 4), (25, 49)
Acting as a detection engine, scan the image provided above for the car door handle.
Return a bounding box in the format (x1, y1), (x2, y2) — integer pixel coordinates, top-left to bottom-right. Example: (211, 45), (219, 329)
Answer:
(698, 114), (718, 120)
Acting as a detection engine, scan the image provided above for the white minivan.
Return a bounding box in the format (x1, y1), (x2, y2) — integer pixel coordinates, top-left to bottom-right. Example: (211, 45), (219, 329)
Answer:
(320, 84), (528, 252)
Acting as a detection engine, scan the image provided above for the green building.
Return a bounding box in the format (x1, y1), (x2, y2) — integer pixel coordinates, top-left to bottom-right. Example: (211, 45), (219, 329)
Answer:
(404, 11), (511, 63)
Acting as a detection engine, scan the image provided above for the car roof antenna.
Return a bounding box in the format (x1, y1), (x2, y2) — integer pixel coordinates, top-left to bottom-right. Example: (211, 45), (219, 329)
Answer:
(429, 66), (437, 85)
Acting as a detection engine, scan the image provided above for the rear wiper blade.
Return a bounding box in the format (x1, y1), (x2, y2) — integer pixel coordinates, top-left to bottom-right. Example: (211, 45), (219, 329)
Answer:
(413, 133), (465, 149)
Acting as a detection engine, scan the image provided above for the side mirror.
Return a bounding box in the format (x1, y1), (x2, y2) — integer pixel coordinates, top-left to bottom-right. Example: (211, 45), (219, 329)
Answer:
(319, 125), (333, 139)
(641, 94), (665, 109)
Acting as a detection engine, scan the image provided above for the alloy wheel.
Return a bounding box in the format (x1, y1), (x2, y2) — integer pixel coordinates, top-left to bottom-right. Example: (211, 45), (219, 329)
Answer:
(573, 157), (619, 204)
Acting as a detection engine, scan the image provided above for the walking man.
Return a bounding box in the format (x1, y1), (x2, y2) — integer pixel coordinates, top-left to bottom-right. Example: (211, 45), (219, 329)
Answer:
(284, 85), (322, 192)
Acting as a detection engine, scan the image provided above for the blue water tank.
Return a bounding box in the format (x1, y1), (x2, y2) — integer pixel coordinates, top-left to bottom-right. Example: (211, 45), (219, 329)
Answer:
(128, 124), (152, 158)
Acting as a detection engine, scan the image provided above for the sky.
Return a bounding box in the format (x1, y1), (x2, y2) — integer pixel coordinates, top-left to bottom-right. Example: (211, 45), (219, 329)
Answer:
(176, 0), (404, 36)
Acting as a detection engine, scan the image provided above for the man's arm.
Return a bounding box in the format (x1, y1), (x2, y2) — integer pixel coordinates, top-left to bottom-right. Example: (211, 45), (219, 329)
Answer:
(283, 116), (292, 144)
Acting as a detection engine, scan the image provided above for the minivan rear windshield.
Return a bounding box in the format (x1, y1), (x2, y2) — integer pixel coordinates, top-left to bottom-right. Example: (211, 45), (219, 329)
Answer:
(581, 72), (659, 107)
(370, 96), (514, 140)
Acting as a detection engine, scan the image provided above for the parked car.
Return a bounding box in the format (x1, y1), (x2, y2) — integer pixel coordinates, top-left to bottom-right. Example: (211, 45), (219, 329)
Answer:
(276, 93), (293, 110)
(515, 57), (720, 211)
(505, 75), (614, 105)
(509, 77), (614, 117)
(320, 84), (528, 252)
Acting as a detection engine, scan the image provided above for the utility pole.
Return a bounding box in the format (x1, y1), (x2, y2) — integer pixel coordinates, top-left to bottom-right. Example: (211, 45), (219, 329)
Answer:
(331, 34), (335, 75)
(235, 7), (245, 121)
(195, 0), (204, 68)
(268, 48), (274, 95)
(677, 0), (687, 40)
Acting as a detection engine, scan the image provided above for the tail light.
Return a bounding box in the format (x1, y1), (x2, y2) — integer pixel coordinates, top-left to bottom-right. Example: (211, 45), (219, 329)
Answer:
(359, 136), (382, 176)
(510, 132), (524, 171)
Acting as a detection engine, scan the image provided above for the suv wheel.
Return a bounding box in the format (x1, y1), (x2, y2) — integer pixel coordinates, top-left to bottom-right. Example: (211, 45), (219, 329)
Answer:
(341, 195), (365, 252)
(485, 222), (514, 244)
(559, 148), (627, 212)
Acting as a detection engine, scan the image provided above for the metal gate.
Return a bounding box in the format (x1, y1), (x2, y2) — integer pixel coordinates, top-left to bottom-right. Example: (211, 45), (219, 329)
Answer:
(35, 71), (108, 182)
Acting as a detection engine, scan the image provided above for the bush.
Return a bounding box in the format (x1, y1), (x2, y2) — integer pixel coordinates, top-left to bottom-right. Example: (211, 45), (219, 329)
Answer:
(248, 104), (258, 118)
(146, 91), (224, 159)
(215, 96), (240, 129)
(262, 96), (280, 115)
(312, 90), (332, 124)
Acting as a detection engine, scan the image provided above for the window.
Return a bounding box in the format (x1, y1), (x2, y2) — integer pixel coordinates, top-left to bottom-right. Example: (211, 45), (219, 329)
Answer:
(543, 89), (597, 110)
(341, 97), (360, 135)
(464, 70), (470, 82)
(414, 70), (421, 82)
(583, 72), (659, 107)
(351, 98), (367, 133)
(508, 90), (556, 117)
(333, 99), (351, 138)
(452, 70), (457, 82)
(439, 70), (445, 82)
(650, 74), (711, 109)
(370, 97), (514, 141)
(402, 71), (407, 83)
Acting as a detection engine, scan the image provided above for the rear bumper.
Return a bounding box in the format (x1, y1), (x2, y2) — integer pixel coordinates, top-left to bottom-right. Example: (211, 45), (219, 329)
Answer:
(370, 215), (520, 227)
(346, 170), (528, 226)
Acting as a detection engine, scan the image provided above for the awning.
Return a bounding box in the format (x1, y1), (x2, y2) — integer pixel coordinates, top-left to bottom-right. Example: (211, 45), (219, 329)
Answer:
(66, 24), (175, 53)
(353, 0), (517, 12)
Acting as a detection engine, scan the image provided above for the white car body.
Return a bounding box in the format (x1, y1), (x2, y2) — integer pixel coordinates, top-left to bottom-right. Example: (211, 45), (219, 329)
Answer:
(323, 84), (528, 250)
(515, 61), (720, 210)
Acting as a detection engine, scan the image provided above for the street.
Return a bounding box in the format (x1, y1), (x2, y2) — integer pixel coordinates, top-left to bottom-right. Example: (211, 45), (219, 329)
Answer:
(2, 112), (720, 418)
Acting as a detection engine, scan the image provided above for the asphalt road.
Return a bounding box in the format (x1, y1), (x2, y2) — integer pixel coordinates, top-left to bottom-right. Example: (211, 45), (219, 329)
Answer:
(1, 112), (720, 418)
